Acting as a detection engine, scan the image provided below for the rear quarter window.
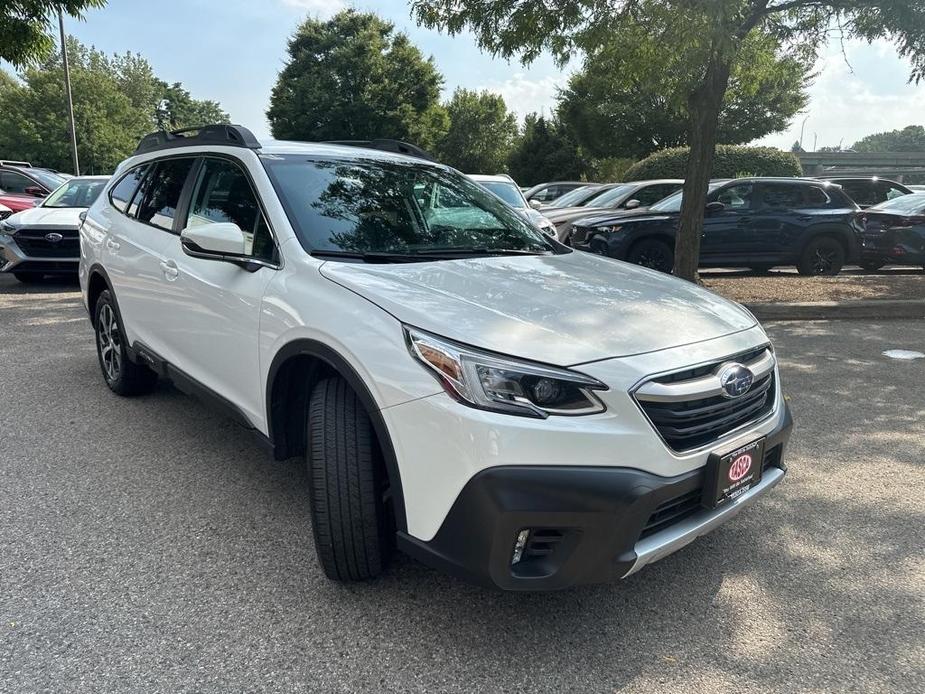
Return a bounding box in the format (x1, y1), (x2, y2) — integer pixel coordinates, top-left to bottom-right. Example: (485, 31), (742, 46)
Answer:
(109, 164), (150, 213)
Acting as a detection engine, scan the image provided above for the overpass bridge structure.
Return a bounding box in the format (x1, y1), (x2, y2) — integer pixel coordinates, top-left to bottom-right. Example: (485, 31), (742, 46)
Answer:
(797, 152), (925, 181)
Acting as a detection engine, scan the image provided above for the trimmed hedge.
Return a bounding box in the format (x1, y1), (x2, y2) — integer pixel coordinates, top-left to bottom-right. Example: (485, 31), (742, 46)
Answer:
(623, 145), (802, 181)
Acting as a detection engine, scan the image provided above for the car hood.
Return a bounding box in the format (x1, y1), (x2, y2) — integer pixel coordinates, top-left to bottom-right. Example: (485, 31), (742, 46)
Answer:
(320, 251), (756, 365)
(573, 207), (672, 227)
(543, 206), (606, 223)
(4, 205), (84, 228)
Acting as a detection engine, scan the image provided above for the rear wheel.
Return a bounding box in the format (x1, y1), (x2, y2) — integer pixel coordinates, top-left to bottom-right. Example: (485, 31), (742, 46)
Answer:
(307, 376), (391, 581)
(798, 237), (845, 276)
(627, 238), (674, 274)
(94, 290), (158, 396)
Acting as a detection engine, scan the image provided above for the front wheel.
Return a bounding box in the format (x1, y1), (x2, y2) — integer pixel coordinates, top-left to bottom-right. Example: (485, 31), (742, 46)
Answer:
(627, 238), (674, 274)
(798, 237), (845, 276)
(307, 377), (391, 581)
(94, 290), (158, 396)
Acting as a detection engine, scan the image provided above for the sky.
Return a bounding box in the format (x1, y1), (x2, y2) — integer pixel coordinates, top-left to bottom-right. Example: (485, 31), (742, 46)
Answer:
(29, 0), (925, 150)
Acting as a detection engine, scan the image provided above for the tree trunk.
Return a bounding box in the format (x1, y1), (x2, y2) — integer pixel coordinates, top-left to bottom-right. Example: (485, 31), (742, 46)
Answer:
(674, 57), (732, 282)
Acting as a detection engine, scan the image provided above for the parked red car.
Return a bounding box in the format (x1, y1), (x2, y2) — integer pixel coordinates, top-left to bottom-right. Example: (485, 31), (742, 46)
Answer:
(0, 162), (67, 212)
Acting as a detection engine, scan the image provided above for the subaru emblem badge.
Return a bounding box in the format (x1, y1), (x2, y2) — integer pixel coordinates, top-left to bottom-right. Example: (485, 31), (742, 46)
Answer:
(717, 363), (754, 398)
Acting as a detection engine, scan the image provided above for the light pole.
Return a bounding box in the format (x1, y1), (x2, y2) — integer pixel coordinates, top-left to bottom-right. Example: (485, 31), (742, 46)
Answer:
(58, 9), (80, 176)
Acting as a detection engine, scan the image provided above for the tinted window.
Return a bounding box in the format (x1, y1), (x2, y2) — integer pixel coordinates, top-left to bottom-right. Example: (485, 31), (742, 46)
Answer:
(187, 158), (276, 262)
(591, 184), (637, 207)
(838, 180), (880, 207)
(262, 155), (552, 255)
(135, 158), (195, 230)
(761, 184), (805, 208)
(109, 165), (149, 212)
(0, 171), (36, 194)
(479, 181), (526, 208)
(634, 183), (681, 207)
(715, 183), (755, 210)
(879, 182), (909, 201)
(805, 186), (831, 207)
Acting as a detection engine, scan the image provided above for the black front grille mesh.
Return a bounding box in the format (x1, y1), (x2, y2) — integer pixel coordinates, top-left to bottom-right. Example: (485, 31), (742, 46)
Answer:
(14, 229), (79, 258)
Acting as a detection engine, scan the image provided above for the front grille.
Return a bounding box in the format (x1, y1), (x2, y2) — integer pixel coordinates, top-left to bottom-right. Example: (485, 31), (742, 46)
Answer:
(14, 229), (79, 258)
(639, 444), (784, 539)
(634, 347), (776, 452)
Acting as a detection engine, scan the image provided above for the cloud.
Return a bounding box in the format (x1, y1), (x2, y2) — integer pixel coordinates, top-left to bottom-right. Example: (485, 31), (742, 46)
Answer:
(280, 0), (346, 18)
(475, 72), (572, 121)
(755, 38), (925, 150)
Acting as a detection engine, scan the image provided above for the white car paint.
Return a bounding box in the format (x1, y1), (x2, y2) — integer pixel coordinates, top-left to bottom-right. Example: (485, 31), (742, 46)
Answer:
(80, 140), (787, 568)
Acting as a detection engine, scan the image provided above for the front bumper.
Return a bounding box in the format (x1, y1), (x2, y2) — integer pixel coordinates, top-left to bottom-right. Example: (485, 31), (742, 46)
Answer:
(1, 232), (79, 275)
(399, 404), (792, 590)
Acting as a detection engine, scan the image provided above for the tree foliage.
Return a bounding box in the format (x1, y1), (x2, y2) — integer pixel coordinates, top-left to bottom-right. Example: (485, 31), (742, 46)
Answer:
(0, 0), (106, 67)
(267, 10), (447, 149)
(412, 0), (925, 280)
(435, 88), (518, 172)
(507, 114), (587, 186)
(852, 125), (925, 152)
(559, 32), (810, 161)
(0, 37), (229, 174)
(624, 145), (802, 181)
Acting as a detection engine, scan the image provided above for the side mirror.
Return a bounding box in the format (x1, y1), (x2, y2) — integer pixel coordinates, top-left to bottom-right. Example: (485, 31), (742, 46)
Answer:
(624, 199), (641, 210)
(181, 222), (246, 258)
(78, 210), (87, 223)
(25, 186), (45, 197)
(529, 199), (543, 210)
(705, 201), (726, 213)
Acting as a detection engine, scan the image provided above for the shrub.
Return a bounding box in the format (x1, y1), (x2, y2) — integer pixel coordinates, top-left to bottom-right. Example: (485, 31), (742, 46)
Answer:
(623, 145), (802, 181)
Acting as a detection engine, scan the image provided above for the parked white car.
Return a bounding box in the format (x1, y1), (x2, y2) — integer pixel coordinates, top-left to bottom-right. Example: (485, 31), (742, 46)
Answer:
(80, 125), (792, 590)
(1, 175), (108, 281)
(468, 173), (557, 236)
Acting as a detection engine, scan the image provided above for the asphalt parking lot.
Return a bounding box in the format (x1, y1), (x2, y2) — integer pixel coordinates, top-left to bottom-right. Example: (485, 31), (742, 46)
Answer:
(1, 275), (923, 693)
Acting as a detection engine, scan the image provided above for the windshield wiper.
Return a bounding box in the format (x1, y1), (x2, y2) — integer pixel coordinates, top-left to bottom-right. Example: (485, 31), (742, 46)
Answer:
(408, 247), (551, 256)
(310, 250), (441, 264)
(312, 247), (551, 263)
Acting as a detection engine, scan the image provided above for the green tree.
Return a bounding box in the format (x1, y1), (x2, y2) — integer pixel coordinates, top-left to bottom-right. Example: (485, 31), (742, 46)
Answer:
(267, 10), (447, 149)
(507, 114), (586, 186)
(0, 0), (105, 67)
(412, 0), (925, 281)
(559, 32), (809, 161)
(0, 38), (230, 174)
(436, 88), (517, 172)
(852, 125), (925, 152)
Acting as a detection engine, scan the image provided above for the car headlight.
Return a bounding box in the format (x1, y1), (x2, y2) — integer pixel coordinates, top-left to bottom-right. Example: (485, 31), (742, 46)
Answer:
(0, 220), (15, 233)
(597, 225), (622, 233)
(405, 327), (607, 418)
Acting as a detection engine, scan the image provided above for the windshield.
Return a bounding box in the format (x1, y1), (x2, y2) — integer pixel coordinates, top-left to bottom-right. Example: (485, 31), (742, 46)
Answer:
(650, 183), (725, 213)
(586, 184), (637, 208)
(548, 185), (600, 208)
(477, 180), (526, 208)
(263, 155), (556, 257)
(42, 178), (107, 208)
(869, 193), (925, 215)
(25, 169), (67, 191)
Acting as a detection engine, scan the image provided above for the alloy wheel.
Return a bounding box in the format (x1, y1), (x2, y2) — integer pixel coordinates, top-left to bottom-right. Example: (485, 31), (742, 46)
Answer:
(812, 248), (837, 274)
(97, 304), (122, 383)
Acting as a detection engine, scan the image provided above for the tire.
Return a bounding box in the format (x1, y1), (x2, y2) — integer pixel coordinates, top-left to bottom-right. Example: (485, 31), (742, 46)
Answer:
(13, 272), (40, 283)
(307, 376), (390, 581)
(860, 260), (885, 273)
(627, 238), (674, 273)
(797, 236), (845, 276)
(93, 290), (158, 396)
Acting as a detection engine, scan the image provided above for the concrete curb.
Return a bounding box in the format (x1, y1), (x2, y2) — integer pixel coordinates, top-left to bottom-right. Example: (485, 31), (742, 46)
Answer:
(745, 299), (925, 321)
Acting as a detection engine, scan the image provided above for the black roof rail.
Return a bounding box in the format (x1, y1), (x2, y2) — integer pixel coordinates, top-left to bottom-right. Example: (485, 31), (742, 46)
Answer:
(134, 124), (261, 155)
(324, 139), (436, 162)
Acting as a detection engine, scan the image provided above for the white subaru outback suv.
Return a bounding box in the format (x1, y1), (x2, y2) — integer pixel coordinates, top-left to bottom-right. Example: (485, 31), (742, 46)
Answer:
(80, 125), (792, 591)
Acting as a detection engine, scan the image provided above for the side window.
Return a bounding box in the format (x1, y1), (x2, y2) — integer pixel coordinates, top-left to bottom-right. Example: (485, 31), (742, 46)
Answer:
(635, 184), (678, 207)
(187, 158), (276, 262)
(841, 181), (878, 206)
(882, 183), (907, 201)
(805, 186), (830, 207)
(109, 164), (150, 213)
(715, 183), (755, 210)
(761, 184), (805, 209)
(0, 171), (35, 194)
(135, 158), (196, 231)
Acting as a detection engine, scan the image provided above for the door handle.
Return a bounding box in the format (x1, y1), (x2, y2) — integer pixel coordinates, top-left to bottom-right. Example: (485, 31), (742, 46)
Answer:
(105, 238), (121, 251)
(159, 260), (179, 281)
